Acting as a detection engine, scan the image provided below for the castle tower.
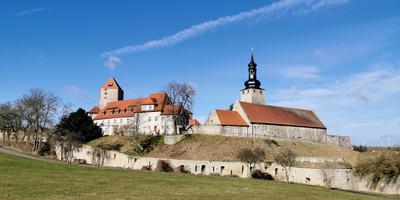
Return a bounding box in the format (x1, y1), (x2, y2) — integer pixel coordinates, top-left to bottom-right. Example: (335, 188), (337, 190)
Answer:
(99, 78), (124, 109)
(240, 49), (265, 105)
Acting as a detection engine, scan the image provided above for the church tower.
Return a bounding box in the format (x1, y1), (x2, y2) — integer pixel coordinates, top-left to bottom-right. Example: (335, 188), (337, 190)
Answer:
(240, 49), (265, 105)
(99, 78), (124, 109)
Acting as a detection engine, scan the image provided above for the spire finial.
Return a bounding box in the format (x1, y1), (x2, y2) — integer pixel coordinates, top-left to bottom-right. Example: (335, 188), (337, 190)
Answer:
(250, 48), (255, 63)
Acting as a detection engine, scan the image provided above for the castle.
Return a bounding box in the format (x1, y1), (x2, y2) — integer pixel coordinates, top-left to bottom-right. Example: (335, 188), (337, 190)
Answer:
(88, 50), (351, 148)
(88, 79), (187, 135)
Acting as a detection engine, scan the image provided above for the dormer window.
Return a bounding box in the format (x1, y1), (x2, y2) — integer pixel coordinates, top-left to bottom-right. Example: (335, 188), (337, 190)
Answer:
(141, 105), (154, 111)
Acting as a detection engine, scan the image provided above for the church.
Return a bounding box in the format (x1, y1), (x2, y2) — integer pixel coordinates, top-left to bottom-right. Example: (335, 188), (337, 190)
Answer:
(199, 51), (351, 148)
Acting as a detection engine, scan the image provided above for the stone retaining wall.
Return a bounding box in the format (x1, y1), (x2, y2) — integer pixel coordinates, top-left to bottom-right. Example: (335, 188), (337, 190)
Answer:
(56, 145), (399, 195)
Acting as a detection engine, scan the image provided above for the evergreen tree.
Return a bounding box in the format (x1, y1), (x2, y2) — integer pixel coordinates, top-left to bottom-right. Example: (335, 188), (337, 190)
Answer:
(53, 108), (102, 143)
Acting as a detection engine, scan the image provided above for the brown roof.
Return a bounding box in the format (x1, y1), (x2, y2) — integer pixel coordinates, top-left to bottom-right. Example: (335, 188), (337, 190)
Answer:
(215, 110), (248, 127)
(94, 92), (170, 120)
(88, 106), (100, 114)
(239, 101), (326, 129)
(100, 78), (122, 89)
(189, 119), (201, 126)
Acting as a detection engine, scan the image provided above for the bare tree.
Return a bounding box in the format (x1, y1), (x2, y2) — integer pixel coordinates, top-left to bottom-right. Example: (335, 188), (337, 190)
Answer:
(320, 162), (337, 189)
(163, 81), (196, 134)
(19, 89), (60, 152)
(273, 148), (297, 183)
(237, 148), (266, 177)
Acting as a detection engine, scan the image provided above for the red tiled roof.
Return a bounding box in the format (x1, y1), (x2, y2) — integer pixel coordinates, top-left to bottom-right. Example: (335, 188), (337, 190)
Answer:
(88, 106), (100, 114)
(100, 78), (122, 89)
(94, 92), (171, 120)
(215, 110), (248, 127)
(239, 101), (326, 129)
(189, 119), (201, 126)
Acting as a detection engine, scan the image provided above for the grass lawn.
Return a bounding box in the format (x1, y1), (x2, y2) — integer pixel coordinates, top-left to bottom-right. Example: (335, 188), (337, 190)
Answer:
(0, 152), (395, 200)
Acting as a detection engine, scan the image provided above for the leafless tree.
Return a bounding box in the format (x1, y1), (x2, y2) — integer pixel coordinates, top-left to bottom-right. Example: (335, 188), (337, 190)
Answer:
(163, 81), (196, 134)
(273, 148), (297, 183)
(19, 89), (60, 152)
(237, 148), (266, 176)
(320, 162), (337, 189)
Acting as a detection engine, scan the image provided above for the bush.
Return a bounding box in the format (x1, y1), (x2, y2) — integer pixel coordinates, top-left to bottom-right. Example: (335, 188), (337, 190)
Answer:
(251, 170), (274, 180)
(38, 141), (52, 156)
(136, 135), (162, 154)
(175, 165), (190, 174)
(353, 145), (368, 152)
(353, 151), (400, 188)
(95, 143), (123, 151)
(141, 166), (151, 171)
(264, 139), (279, 146)
(154, 160), (174, 173)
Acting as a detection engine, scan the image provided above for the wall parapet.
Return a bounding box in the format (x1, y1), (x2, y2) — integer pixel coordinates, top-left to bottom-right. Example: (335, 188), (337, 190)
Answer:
(187, 125), (352, 149)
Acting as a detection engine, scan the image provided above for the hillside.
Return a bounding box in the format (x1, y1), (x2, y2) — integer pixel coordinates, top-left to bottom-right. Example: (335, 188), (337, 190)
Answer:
(89, 134), (360, 166)
(0, 152), (394, 200)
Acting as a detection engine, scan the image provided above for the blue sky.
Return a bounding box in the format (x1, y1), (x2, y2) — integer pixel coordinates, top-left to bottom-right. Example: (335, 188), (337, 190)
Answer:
(1, 0), (399, 146)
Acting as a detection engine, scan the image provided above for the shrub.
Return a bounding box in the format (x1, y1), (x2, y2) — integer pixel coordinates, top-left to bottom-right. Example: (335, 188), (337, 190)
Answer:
(137, 135), (162, 154)
(353, 145), (368, 152)
(95, 143), (123, 151)
(175, 165), (190, 174)
(264, 139), (279, 146)
(154, 160), (174, 173)
(38, 141), (53, 156)
(251, 170), (274, 180)
(353, 151), (400, 188)
(141, 166), (151, 171)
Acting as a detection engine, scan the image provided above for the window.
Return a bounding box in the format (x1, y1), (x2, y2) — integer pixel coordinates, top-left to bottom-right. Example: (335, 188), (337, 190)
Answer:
(120, 119), (123, 123)
(148, 117), (151, 122)
(104, 96), (107, 99)
(104, 92), (107, 95)
(105, 88), (107, 91)
(221, 166), (225, 173)
(201, 165), (206, 173)
(113, 119), (116, 124)
(155, 116), (158, 121)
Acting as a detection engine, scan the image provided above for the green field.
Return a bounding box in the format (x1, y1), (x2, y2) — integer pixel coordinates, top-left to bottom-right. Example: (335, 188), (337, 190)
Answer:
(0, 152), (394, 200)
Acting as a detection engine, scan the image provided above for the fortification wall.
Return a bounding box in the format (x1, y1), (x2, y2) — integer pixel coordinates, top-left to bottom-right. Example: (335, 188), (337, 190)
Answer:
(55, 145), (399, 195)
(187, 125), (352, 149)
(325, 134), (352, 149)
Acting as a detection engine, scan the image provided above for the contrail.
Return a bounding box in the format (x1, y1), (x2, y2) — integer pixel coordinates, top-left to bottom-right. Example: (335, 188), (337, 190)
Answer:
(102, 0), (349, 57)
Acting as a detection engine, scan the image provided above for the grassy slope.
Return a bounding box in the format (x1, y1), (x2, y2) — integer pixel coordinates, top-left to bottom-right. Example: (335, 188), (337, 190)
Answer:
(0, 152), (393, 200)
(90, 135), (359, 166)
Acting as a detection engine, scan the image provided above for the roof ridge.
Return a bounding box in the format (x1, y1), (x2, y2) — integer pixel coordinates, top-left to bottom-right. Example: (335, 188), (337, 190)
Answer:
(239, 101), (315, 112)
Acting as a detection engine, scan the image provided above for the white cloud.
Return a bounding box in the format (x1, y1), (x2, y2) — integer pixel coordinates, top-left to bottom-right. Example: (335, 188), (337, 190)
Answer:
(102, 0), (350, 57)
(272, 63), (400, 145)
(104, 56), (123, 69)
(276, 64), (400, 108)
(64, 85), (87, 102)
(16, 8), (48, 17)
(281, 65), (321, 80)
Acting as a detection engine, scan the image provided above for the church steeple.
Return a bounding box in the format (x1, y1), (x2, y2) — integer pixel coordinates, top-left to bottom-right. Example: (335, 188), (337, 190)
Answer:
(244, 48), (262, 90)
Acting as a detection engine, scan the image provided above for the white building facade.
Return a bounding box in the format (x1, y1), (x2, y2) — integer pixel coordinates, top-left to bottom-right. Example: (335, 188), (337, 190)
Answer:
(88, 78), (179, 136)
